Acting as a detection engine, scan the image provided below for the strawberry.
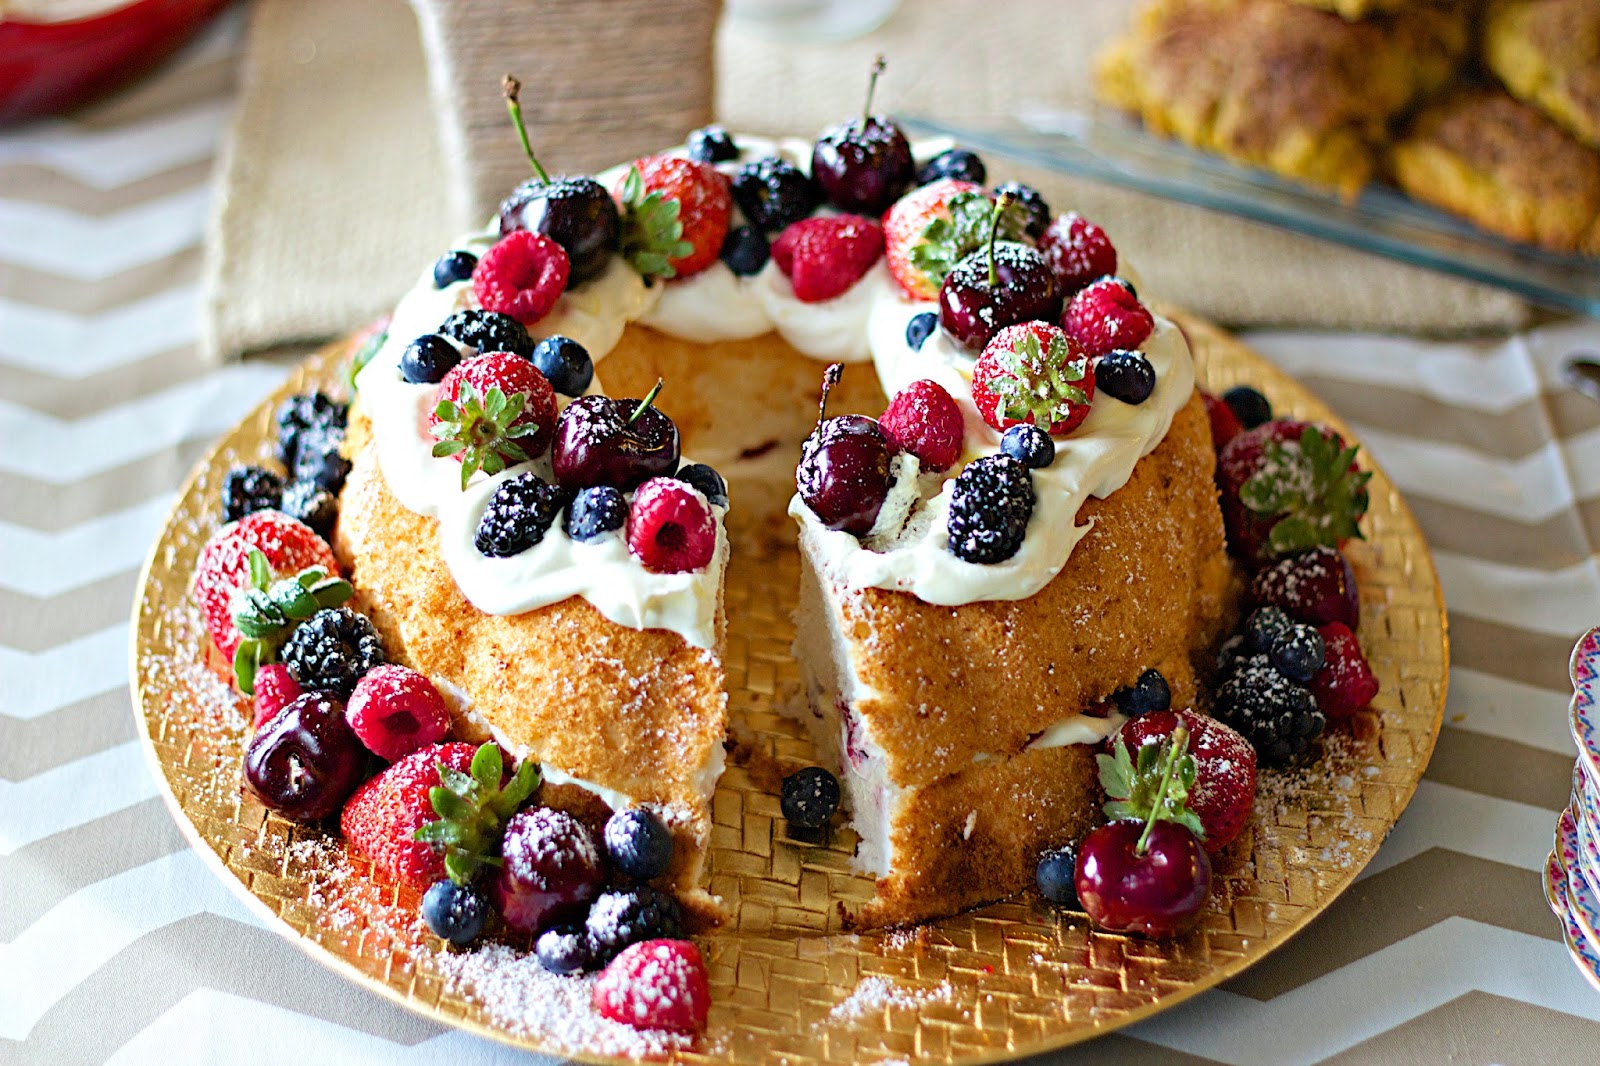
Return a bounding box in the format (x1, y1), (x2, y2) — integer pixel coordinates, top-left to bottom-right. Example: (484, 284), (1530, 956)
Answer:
(1106, 708), (1256, 853)
(592, 939), (711, 1035)
(1310, 622), (1379, 719)
(616, 156), (730, 280)
(878, 378), (964, 472)
(1062, 277), (1153, 357)
(472, 231), (571, 326)
(1217, 419), (1372, 567)
(430, 353), (558, 488)
(1038, 212), (1117, 296)
(1251, 545), (1360, 630)
(252, 663), (303, 730)
(971, 322), (1095, 436)
(771, 215), (884, 302)
(1202, 390), (1244, 451)
(192, 511), (340, 667)
(881, 179), (984, 300)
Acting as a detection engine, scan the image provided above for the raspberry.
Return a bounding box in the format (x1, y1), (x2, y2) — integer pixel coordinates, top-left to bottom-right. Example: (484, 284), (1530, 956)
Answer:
(192, 510), (339, 664)
(878, 379), (964, 472)
(945, 454), (1034, 564)
(586, 886), (684, 964)
(472, 231), (570, 325)
(220, 466), (283, 523)
(1214, 654), (1324, 766)
(251, 663), (303, 731)
(437, 309), (535, 359)
(771, 215), (884, 303)
(346, 664), (452, 761)
(474, 473), (570, 558)
(1310, 622), (1380, 718)
(281, 606), (386, 698)
(627, 478), (717, 574)
(1117, 709), (1256, 853)
(1038, 212), (1117, 295)
(1062, 276), (1153, 357)
(341, 742), (479, 890)
(1251, 545), (1360, 630)
(1203, 391), (1245, 451)
(592, 939), (710, 1035)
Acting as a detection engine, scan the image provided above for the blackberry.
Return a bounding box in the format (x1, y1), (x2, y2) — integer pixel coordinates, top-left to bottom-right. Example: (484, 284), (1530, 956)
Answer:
(220, 465), (283, 523)
(585, 887), (682, 964)
(1244, 606), (1295, 655)
(1112, 668), (1171, 717)
(1035, 842), (1080, 907)
(905, 311), (938, 351)
(1222, 385), (1273, 430)
(274, 391), (347, 468)
(720, 225), (769, 276)
(945, 454), (1034, 564)
(604, 808), (675, 881)
(421, 879), (488, 946)
(992, 181), (1051, 238)
(675, 463), (728, 508)
(474, 473), (569, 558)
(400, 334), (461, 384)
(530, 335), (594, 397)
(564, 486), (627, 542)
(1214, 654), (1324, 766)
(1000, 424), (1055, 469)
(291, 424), (351, 494)
(438, 308), (535, 360)
(916, 148), (986, 187)
(432, 250), (478, 289)
(1095, 349), (1156, 406)
(280, 479), (338, 538)
(535, 923), (594, 975)
(1270, 624), (1326, 683)
(730, 156), (820, 232)
(1215, 633), (1249, 675)
(687, 124), (739, 164)
(282, 607), (385, 698)
(781, 766), (840, 828)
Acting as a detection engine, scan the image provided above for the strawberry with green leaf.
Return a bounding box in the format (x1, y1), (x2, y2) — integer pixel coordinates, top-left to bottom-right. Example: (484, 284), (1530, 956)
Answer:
(230, 548), (354, 694)
(615, 156), (729, 281)
(1097, 723), (1206, 842)
(1217, 419), (1372, 566)
(430, 352), (557, 489)
(1109, 709), (1257, 853)
(970, 321), (1096, 436)
(883, 181), (1026, 300)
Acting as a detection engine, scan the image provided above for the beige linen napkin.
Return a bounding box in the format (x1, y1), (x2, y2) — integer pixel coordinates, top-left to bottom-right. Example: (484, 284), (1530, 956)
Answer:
(203, 0), (1529, 361)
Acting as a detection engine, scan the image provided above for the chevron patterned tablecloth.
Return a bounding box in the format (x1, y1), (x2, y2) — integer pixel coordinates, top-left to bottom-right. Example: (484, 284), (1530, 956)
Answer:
(6, 14), (1600, 1066)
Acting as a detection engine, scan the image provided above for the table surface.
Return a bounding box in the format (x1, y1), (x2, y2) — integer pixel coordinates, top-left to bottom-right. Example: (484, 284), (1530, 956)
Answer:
(4, 16), (1600, 1066)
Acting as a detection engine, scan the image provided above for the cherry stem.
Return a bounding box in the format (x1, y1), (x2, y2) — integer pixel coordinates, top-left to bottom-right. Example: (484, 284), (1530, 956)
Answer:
(817, 363), (843, 426)
(987, 192), (1016, 289)
(862, 55), (886, 127)
(1134, 723), (1190, 858)
(502, 75), (551, 185)
(627, 379), (665, 427)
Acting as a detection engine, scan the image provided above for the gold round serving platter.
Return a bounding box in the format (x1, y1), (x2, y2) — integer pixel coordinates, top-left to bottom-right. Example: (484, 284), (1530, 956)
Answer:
(131, 315), (1448, 1063)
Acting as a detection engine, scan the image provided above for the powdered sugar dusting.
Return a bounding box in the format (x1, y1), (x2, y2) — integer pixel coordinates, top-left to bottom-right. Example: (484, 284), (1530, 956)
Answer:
(828, 975), (954, 1022)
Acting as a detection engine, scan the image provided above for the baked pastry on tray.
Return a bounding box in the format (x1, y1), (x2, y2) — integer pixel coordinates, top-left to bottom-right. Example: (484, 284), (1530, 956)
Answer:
(1484, 0), (1600, 152)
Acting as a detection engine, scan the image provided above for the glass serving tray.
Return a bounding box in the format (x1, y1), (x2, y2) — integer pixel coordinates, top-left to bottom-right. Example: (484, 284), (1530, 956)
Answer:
(904, 107), (1600, 320)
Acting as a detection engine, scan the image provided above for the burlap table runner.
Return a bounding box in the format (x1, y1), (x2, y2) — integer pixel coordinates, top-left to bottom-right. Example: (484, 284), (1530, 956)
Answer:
(202, 0), (1529, 361)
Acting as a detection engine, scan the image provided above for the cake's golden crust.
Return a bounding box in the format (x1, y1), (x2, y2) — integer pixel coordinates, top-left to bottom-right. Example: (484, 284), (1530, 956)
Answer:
(1485, 0), (1600, 151)
(839, 392), (1233, 792)
(1095, 0), (1470, 199)
(1390, 87), (1600, 255)
(334, 417), (727, 917)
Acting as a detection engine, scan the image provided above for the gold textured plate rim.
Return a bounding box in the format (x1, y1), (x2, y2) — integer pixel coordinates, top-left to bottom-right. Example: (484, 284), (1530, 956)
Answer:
(131, 314), (1449, 1064)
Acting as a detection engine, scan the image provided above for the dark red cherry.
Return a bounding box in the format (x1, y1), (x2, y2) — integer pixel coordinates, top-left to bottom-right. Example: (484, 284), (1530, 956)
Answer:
(243, 692), (368, 822)
(551, 381), (680, 492)
(811, 58), (913, 215)
(938, 241), (1062, 352)
(1074, 819), (1211, 937)
(493, 807), (606, 934)
(797, 415), (893, 536)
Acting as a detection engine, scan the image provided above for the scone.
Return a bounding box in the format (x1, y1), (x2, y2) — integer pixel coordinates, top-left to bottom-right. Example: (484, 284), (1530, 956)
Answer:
(1389, 86), (1600, 255)
(1484, 0), (1600, 152)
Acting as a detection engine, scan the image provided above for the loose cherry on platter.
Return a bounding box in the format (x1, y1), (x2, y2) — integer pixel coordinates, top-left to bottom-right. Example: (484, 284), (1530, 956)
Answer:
(493, 807), (607, 934)
(810, 55), (914, 215)
(796, 364), (894, 536)
(937, 193), (1063, 352)
(1074, 724), (1212, 937)
(243, 693), (369, 822)
(551, 379), (681, 492)
(496, 77), (619, 283)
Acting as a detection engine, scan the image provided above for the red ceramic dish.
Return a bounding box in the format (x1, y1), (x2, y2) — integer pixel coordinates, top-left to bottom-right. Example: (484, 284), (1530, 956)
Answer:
(0, 0), (230, 125)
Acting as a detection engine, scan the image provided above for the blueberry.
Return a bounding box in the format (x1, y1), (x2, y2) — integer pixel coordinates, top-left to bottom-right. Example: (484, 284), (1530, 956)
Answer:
(564, 486), (627, 541)
(280, 479), (337, 537)
(916, 148), (987, 187)
(221, 465), (283, 523)
(421, 879), (488, 946)
(1035, 843), (1080, 907)
(604, 808), (675, 881)
(1270, 625), (1326, 683)
(1245, 606), (1295, 655)
(401, 334), (462, 384)
(731, 157), (820, 232)
(992, 181), (1050, 238)
(1095, 349), (1156, 406)
(530, 335), (594, 397)
(432, 250), (478, 289)
(1001, 424), (1055, 469)
(675, 463), (728, 508)
(781, 766), (840, 828)
(1223, 385), (1273, 430)
(687, 124), (739, 164)
(1112, 668), (1171, 717)
(720, 225), (770, 276)
(535, 923), (593, 974)
(905, 311), (938, 351)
